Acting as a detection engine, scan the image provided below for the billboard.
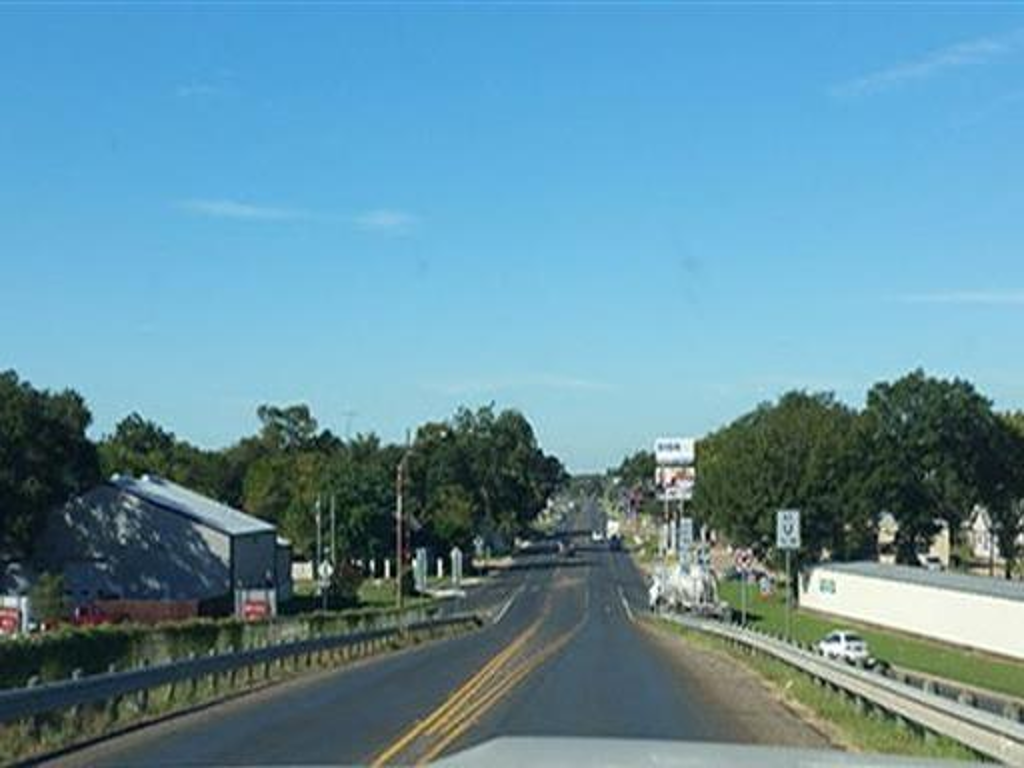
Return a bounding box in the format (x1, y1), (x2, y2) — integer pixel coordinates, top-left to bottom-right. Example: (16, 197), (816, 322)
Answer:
(655, 465), (696, 501)
(654, 437), (695, 467)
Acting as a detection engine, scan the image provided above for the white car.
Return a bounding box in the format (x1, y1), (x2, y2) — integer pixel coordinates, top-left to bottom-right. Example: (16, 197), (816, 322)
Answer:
(817, 630), (871, 665)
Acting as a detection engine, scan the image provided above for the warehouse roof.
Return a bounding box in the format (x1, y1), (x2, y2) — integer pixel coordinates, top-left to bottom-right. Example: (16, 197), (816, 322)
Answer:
(109, 474), (275, 537)
(821, 561), (1024, 604)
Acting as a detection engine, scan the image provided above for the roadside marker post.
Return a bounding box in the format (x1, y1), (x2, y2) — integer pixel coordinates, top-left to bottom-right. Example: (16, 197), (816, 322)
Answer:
(775, 509), (801, 641)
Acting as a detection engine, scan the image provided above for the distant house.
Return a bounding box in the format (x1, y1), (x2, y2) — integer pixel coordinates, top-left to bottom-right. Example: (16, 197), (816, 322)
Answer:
(40, 474), (291, 607)
(875, 512), (950, 567)
(964, 505), (1024, 564)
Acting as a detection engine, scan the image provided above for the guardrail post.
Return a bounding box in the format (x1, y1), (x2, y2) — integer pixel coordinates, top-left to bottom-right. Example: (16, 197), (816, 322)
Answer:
(209, 650), (219, 695)
(186, 654), (198, 700)
(68, 668), (83, 727)
(25, 675), (41, 741)
(1003, 702), (1023, 723)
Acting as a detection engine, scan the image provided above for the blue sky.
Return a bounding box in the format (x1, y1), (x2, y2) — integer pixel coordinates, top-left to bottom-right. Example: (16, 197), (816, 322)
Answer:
(2, 4), (1023, 472)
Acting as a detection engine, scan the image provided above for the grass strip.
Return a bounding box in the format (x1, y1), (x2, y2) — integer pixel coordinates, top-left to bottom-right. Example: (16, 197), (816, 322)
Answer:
(718, 580), (1024, 701)
(650, 616), (983, 763)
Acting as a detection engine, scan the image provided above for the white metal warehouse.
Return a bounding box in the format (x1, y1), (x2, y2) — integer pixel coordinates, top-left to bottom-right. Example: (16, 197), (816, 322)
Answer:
(801, 561), (1024, 661)
(42, 474), (291, 606)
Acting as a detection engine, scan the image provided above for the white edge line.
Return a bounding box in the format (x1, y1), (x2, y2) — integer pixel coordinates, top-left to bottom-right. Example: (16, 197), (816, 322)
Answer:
(618, 586), (635, 622)
(492, 585), (524, 625)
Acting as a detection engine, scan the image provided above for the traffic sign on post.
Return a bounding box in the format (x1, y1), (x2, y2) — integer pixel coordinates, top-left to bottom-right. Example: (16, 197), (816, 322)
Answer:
(678, 517), (694, 549)
(776, 509), (801, 550)
(775, 509), (800, 641)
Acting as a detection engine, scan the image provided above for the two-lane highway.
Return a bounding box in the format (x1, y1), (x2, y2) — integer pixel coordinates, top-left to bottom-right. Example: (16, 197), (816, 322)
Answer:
(52, 512), (826, 767)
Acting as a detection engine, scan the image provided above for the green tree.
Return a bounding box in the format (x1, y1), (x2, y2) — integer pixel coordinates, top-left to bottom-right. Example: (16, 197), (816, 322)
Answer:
(990, 413), (1024, 578)
(860, 371), (1006, 564)
(691, 391), (869, 563)
(256, 404), (318, 452)
(98, 413), (230, 499)
(0, 371), (99, 555)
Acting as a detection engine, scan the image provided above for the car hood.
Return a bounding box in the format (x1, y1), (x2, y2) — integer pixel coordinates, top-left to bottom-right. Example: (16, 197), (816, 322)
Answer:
(434, 737), (978, 767)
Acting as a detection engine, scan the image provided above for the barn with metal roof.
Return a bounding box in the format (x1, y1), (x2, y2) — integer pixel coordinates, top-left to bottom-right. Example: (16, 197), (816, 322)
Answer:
(41, 474), (291, 608)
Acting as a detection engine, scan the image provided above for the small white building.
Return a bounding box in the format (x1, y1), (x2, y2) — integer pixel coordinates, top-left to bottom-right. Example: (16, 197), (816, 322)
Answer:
(801, 561), (1024, 661)
(41, 474), (291, 607)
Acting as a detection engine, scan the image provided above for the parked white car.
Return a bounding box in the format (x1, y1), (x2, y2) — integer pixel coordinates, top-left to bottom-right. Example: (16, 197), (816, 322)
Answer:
(817, 630), (872, 665)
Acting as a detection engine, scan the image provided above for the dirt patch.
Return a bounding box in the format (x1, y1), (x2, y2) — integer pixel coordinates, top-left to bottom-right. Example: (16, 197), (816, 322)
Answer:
(638, 618), (837, 750)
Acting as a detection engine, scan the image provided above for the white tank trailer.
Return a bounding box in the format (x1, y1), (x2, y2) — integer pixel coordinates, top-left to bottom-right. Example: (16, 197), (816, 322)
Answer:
(648, 559), (729, 619)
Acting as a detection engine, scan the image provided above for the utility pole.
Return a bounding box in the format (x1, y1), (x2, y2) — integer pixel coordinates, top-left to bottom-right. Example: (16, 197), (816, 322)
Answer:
(331, 494), (337, 573)
(314, 495), (322, 601)
(395, 430), (414, 612)
(393, 450), (401, 614)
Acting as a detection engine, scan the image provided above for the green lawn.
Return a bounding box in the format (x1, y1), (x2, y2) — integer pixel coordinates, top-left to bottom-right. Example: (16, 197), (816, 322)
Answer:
(719, 579), (1024, 700)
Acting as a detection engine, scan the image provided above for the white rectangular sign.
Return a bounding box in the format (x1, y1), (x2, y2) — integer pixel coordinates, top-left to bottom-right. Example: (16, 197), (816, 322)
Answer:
(776, 509), (801, 550)
(655, 465), (695, 501)
(678, 517), (694, 549)
(654, 437), (695, 466)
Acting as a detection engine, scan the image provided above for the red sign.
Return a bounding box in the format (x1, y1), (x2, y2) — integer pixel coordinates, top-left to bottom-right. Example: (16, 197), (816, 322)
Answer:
(734, 548), (754, 572)
(0, 607), (21, 635)
(242, 600), (270, 622)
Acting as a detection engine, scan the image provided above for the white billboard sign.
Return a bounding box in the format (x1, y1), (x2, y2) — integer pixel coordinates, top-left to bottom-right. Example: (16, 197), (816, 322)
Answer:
(656, 465), (696, 501)
(776, 509), (801, 550)
(654, 437), (695, 467)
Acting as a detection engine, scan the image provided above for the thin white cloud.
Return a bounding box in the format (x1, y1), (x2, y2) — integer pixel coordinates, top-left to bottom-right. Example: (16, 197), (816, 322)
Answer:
(177, 198), (308, 221)
(429, 374), (613, 397)
(353, 209), (418, 235)
(176, 83), (221, 98)
(896, 291), (1024, 306)
(833, 28), (1024, 98)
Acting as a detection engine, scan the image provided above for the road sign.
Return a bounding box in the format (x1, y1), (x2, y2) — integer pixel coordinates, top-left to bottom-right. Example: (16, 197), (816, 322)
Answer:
(678, 517), (694, 549)
(0, 607), (20, 635)
(776, 509), (801, 550)
(450, 547), (463, 587)
(317, 560), (335, 582)
(654, 437), (695, 466)
(734, 548), (754, 572)
(414, 548), (428, 593)
(242, 600), (270, 622)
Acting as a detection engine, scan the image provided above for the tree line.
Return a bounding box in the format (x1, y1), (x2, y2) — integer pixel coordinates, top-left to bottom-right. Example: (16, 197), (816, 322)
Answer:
(612, 370), (1024, 577)
(0, 370), (567, 564)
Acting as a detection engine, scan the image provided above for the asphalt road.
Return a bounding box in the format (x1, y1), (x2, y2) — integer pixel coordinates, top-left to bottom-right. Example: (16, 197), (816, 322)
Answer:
(51, 503), (816, 767)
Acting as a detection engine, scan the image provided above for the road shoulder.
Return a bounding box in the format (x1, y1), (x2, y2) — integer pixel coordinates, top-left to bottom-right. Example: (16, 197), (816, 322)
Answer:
(637, 616), (837, 750)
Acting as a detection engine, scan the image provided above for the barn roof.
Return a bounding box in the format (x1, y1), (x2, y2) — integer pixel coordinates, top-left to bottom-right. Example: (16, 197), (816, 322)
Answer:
(109, 474), (275, 537)
(820, 561), (1024, 604)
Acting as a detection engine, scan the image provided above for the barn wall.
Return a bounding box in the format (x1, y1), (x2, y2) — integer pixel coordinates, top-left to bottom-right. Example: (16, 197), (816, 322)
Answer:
(42, 486), (232, 602)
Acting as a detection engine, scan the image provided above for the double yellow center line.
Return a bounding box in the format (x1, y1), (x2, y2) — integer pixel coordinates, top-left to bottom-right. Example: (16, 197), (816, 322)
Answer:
(371, 612), (579, 765)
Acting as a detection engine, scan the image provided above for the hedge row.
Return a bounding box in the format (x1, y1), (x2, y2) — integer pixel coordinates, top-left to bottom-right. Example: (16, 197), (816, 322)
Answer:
(0, 604), (437, 689)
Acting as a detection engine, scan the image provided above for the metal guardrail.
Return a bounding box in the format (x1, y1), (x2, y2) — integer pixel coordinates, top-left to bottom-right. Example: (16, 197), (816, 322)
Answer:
(667, 615), (1024, 766)
(0, 613), (481, 725)
(889, 664), (1024, 722)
